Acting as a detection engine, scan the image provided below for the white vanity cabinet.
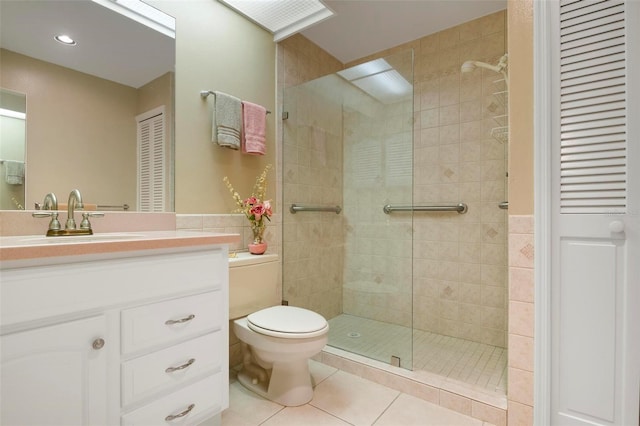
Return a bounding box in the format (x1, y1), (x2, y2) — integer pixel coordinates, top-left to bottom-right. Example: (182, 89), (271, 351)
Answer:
(0, 242), (230, 426)
(1, 315), (109, 425)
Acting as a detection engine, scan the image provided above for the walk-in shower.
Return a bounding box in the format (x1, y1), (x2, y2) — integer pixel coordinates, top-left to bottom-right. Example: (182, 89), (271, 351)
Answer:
(282, 48), (509, 395)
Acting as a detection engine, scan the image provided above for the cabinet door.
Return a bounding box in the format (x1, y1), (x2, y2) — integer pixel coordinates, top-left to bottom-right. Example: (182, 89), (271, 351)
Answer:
(1, 315), (108, 426)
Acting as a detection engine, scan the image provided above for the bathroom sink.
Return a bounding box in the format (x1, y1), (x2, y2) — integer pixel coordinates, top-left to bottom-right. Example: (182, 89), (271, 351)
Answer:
(17, 233), (146, 245)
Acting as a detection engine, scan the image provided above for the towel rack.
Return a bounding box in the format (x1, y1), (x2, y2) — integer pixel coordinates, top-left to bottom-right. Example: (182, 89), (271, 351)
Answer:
(97, 204), (130, 211)
(200, 91), (271, 114)
(289, 204), (342, 214)
(383, 203), (468, 214)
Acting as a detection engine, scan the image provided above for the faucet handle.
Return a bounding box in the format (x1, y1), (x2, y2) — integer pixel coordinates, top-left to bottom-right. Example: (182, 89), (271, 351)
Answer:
(32, 211), (62, 231)
(80, 212), (104, 230)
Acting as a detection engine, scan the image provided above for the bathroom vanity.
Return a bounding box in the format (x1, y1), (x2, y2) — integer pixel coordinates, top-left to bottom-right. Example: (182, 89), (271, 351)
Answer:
(0, 231), (238, 425)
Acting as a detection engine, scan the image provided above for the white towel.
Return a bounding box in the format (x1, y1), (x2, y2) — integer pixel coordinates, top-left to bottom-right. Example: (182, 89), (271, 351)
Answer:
(212, 91), (242, 149)
(4, 160), (24, 185)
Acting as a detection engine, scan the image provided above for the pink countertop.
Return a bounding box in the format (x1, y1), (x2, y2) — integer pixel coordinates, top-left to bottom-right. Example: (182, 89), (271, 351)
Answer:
(0, 231), (241, 261)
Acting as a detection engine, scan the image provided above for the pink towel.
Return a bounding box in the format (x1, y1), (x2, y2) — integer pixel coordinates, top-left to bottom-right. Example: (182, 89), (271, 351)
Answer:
(241, 101), (267, 155)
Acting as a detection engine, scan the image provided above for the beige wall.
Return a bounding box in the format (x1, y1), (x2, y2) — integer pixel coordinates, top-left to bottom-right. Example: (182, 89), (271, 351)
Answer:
(0, 49), (139, 210)
(507, 0), (534, 215)
(151, 1), (276, 214)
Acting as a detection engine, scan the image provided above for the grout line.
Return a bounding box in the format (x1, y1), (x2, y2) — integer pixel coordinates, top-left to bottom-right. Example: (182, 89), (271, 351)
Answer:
(370, 392), (402, 426)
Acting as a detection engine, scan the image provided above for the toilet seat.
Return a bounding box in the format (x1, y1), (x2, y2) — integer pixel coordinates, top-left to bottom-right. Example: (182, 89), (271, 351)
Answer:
(247, 306), (328, 339)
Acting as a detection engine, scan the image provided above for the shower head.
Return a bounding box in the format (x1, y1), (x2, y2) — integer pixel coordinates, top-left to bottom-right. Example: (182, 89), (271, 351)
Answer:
(460, 54), (508, 85)
(461, 61), (477, 73)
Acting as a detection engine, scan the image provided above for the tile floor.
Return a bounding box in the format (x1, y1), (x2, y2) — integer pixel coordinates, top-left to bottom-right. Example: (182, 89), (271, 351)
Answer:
(328, 315), (507, 393)
(222, 360), (496, 426)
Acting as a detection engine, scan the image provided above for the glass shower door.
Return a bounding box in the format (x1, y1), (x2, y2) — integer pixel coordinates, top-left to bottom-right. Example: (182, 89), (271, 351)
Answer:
(282, 50), (414, 369)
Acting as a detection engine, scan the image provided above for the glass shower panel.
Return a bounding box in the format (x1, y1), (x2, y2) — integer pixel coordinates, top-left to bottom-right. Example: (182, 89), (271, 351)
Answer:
(282, 50), (414, 369)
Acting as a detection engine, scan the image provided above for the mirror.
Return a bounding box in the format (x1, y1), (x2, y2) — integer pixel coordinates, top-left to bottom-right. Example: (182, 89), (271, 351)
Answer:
(0, 89), (26, 210)
(0, 0), (175, 211)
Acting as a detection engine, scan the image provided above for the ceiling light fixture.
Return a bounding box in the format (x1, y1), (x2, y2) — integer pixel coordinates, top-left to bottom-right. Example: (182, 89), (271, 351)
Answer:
(218, 0), (334, 42)
(338, 59), (412, 104)
(54, 34), (77, 46)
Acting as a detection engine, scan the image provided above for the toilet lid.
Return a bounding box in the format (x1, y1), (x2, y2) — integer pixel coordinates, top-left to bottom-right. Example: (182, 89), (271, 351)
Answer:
(247, 306), (328, 338)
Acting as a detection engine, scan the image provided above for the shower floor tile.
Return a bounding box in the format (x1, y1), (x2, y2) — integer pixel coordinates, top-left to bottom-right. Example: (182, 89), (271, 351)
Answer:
(328, 314), (507, 394)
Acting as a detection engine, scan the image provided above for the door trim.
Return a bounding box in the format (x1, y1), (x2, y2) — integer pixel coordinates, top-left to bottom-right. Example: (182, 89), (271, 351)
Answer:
(533, 0), (553, 423)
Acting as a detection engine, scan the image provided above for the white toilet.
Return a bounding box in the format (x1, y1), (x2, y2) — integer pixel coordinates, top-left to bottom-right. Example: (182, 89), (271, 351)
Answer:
(229, 252), (329, 406)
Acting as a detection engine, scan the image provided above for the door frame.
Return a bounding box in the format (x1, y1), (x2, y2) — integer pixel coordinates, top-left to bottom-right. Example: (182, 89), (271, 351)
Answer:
(533, 0), (553, 422)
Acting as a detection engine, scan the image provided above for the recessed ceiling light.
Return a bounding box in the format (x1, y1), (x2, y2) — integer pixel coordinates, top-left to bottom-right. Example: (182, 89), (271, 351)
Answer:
(54, 35), (77, 46)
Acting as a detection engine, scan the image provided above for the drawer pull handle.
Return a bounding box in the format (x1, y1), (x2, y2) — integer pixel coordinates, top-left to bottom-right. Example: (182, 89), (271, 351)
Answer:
(165, 403), (195, 421)
(165, 358), (196, 373)
(165, 314), (195, 325)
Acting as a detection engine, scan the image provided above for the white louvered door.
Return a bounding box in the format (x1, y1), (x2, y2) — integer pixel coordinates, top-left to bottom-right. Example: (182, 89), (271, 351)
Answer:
(549, 1), (640, 425)
(137, 106), (166, 212)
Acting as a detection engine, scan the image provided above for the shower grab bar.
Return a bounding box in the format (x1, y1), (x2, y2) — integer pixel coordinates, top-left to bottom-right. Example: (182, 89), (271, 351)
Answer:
(383, 203), (468, 214)
(289, 204), (342, 214)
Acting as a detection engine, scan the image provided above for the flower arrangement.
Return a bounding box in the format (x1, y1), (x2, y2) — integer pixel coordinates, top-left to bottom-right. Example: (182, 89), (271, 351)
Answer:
(223, 164), (273, 246)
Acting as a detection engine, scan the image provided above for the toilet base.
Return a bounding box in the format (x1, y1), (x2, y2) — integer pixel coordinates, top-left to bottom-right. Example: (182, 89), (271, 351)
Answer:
(237, 359), (314, 406)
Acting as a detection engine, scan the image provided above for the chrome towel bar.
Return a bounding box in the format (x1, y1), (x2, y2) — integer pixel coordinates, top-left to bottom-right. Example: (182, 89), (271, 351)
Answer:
(383, 203), (468, 214)
(200, 90), (271, 114)
(289, 204), (342, 214)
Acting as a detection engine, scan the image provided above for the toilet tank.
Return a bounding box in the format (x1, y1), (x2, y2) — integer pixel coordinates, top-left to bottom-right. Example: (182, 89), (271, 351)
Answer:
(229, 252), (280, 319)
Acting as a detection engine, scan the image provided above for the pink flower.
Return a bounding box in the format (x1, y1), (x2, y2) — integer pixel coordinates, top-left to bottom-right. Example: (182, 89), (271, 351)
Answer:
(245, 196), (257, 206)
(263, 200), (272, 218)
(250, 204), (265, 221)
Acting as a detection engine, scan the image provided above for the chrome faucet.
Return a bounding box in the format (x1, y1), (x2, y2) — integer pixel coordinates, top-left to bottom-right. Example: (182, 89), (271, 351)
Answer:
(32, 192), (61, 232)
(42, 192), (58, 210)
(65, 189), (84, 230)
(33, 189), (103, 236)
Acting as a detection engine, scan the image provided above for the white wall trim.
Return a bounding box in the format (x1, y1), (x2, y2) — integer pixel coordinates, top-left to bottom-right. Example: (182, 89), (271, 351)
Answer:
(533, 0), (552, 423)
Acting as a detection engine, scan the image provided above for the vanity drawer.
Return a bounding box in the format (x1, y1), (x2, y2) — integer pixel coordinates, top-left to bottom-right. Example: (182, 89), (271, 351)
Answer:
(121, 372), (221, 426)
(121, 291), (222, 355)
(121, 331), (222, 407)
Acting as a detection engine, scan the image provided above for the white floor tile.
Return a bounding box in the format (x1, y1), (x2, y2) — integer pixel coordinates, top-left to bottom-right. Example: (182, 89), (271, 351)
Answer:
(310, 370), (400, 426)
(261, 405), (351, 426)
(374, 393), (483, 426)
(310, 359), (338, 386)
(221, 381), (283, 426)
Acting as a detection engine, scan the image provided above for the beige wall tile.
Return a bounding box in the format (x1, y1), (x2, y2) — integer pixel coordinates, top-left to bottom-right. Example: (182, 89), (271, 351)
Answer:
(509, 267), (534, 303)
(509, 232), (535, 268)
(508, 334), (534, 372)
(508, 400), (534, 426)
(508, 367), (534, 406)
(509, 301), (534, 337)
(471, 400), (507, 426)
(440, 390), (473, 416)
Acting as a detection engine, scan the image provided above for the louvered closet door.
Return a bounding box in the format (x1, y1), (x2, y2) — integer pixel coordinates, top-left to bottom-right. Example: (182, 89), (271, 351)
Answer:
(550, 1), (640, 425)
(137, 107), (166, 212)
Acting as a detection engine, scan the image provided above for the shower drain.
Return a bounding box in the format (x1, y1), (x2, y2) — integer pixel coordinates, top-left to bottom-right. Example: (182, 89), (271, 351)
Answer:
(347, 331), (361, 338)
